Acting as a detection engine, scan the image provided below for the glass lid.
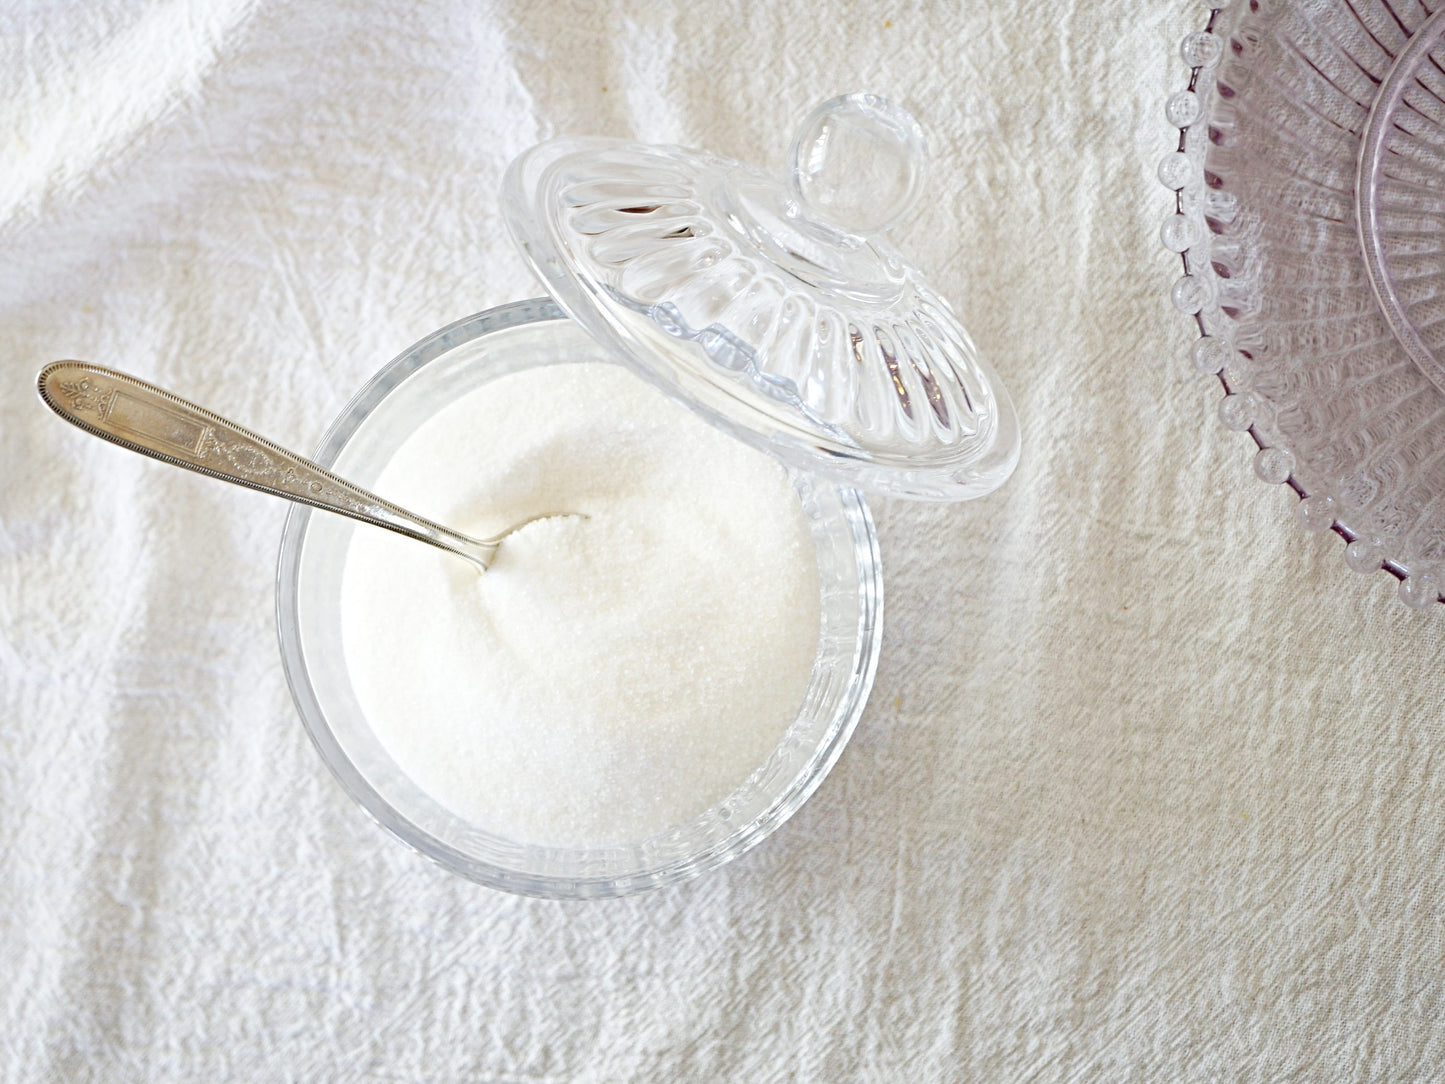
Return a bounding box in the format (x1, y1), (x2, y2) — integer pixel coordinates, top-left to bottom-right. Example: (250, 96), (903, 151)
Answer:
(501, 93), (1019, 502)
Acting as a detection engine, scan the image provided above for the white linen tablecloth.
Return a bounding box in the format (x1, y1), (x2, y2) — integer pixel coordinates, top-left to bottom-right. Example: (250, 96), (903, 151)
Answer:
(5, 1), (1443, 1078)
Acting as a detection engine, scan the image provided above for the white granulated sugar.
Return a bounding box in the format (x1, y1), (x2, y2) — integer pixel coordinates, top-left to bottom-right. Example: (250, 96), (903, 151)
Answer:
(340, 362), (821, 847)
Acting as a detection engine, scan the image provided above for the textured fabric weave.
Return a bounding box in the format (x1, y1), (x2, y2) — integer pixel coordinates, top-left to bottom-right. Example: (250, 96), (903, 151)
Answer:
(4, 2), (1442, 1079)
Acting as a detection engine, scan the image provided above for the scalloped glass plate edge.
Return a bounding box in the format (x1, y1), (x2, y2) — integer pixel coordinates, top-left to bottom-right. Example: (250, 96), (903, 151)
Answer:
(1158, 3), (1445, 611)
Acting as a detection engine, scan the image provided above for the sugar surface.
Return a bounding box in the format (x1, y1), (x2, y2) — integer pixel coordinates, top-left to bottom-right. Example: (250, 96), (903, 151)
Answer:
(339, 362), (821, 847)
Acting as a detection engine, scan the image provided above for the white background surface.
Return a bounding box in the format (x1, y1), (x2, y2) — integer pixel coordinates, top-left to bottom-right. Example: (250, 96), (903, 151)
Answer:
(5, 1), (1443, 1078)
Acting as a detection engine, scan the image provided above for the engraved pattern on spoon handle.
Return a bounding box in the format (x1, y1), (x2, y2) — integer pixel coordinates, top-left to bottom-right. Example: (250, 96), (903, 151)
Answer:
(36, 361), (491, 564)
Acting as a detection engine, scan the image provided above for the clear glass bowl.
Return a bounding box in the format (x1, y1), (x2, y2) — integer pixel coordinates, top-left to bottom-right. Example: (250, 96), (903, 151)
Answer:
(1163, 2), (1445, 608)
(274, 299), (883, 898)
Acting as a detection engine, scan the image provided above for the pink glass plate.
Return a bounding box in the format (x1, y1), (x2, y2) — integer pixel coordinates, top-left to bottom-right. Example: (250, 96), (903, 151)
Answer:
(1163, 1), (1445, 608)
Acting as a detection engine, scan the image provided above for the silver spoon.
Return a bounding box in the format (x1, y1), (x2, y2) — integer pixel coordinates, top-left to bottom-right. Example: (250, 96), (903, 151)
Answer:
(37, 361), (562, 573)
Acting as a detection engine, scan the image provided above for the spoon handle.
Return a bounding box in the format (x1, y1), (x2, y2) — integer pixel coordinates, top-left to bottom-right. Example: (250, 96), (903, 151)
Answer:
(36, 361), (498, 569)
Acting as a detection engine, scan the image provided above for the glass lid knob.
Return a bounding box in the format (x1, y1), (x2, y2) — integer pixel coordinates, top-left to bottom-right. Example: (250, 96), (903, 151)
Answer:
(788, 93), (929, 236)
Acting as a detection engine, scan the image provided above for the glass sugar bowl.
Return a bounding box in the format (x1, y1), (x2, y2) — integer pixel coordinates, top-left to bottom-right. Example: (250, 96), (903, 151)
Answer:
(276, 94), (1020, 897)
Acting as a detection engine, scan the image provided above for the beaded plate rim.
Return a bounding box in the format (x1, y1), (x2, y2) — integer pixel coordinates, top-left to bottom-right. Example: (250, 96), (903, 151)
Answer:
(1161, 2), (1445, 609)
